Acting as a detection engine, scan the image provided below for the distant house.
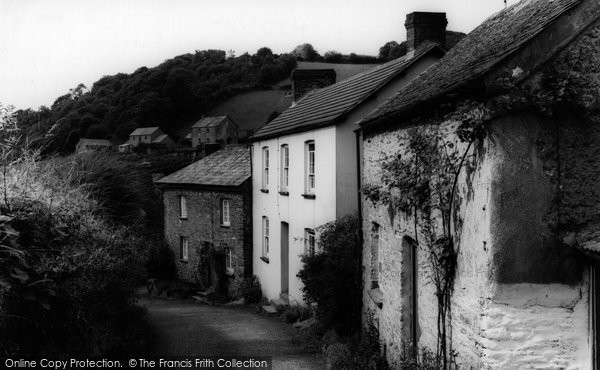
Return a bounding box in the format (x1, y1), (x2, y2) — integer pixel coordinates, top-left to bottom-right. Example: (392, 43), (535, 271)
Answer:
(357, 0), (600, 367)
(75, 138), (113, 153)
(249, 12), (447, 304)
(191, 116), (238, 148)
(150, 134), (175, 150)
(155, 145), (252, 297)
(129, 127), (164, 146)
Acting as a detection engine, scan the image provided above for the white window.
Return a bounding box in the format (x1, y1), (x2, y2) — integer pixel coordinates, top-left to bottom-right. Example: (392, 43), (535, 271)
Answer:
(262, 217), (270, 257)
(225, 248), (233, 273)
(221, 199), (230, 226)
(179, 195), (187, 219)
(305, 228), (316, 255)
(262, 147), (269, 189)
(305, 141), (315, 193)
(262, 216), (269, 258)
(281, 144), (289, 191)
(371, 223), (381, 289)
(180, 236), (189, 262)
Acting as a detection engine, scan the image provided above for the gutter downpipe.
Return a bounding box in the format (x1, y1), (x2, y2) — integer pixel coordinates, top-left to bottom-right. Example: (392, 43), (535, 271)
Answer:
(355, 128), (364, 336)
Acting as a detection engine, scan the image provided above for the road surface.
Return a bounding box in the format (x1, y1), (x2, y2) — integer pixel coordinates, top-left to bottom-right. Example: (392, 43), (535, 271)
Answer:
(139, 297), (325, 370)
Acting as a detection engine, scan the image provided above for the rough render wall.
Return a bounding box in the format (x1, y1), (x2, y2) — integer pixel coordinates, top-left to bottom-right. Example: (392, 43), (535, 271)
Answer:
(162, 186), (252, 296)
(362, 115), (590, 368)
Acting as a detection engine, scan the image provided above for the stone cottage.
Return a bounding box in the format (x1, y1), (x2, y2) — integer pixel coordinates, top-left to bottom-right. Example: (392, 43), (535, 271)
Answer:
(250, 12), (448, 305)
(155, 145), (252, 297)
(128, 126), (165, 146)
(191, 115), (239, 148)
(75, 138), (113, 153)
(357, 0), (600, 367)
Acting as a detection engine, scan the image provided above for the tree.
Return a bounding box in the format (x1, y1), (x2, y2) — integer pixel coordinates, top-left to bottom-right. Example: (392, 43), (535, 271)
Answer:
(86, 124), (109, 139)
(324, 51), (343, 63)
(254, 47), (274, 60)
(378, 40), (407, 61)
(292, 43), (320, 61)
(297, 215), (362, 335)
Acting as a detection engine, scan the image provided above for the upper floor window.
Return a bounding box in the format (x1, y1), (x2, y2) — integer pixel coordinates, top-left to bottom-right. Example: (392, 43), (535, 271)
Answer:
(221, 199), (230, 226)
(180, 236), (189, 262)
(262, 216), (269, 258)
(262, 147), (269, 190)
(305, 228), (316, 255)
(179, 195), (188, 219)
(280, 144), (289, 192)
(305, 141), (315, 193)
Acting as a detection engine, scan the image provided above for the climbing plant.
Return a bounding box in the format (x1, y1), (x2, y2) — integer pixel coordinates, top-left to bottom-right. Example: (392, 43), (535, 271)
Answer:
(362, 101), (488, 369)
(361, 23), (600, 369)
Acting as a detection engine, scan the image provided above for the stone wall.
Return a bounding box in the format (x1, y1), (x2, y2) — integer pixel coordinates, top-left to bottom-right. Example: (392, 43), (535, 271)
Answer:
(162, 183), (252, 297)
(361, 113), (591, 367)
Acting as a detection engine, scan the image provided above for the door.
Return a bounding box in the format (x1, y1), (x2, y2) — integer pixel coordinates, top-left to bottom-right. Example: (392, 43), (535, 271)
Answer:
(593, 264), (600, 369)
(281, 222), (289, 294)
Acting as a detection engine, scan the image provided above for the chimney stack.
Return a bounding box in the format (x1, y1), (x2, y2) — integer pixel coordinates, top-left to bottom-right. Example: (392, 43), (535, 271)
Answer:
(291, 69), (336, 102)
(405, 12), (447, 57)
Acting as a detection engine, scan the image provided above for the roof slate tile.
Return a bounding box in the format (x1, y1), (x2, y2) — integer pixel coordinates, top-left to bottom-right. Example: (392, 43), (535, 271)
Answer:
(156, 145), (250, 187)
(360, 0), (583, 125)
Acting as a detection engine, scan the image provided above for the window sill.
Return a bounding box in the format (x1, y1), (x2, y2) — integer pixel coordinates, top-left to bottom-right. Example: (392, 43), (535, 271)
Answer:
(180, 259), (189, 264)
(368, 288), (383, 309)
(260, 256), (270, 264)
(301, 193), (316, 199)
(279, 191), (289, 196)
(179, 217), (188, 220)
(260, 189), (269, 193)
(225, 268), (235, 277)
(220, 224), (231, 228)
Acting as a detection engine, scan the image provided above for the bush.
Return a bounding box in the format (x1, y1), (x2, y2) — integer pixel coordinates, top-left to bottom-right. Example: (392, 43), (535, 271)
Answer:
(297, 215), (362, 335)
(240, 275), (262, 304)
(147, 243), (177, 280)
(0, 119), (151, 357)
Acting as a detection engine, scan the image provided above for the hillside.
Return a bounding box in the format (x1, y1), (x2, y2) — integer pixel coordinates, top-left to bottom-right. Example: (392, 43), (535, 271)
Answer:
(209, 62), (378, 136)
(15, 49), (297, 154)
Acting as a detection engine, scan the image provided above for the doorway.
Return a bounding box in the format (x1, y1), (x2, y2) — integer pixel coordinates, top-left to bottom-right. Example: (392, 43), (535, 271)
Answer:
(281, 222), (289, 295)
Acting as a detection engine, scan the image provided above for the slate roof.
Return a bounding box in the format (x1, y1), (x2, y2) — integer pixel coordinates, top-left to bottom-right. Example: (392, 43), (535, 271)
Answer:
(130, 127), (160, 136)
(359, 0), (584, 126)
(192, 116), (235, 129)
(78, 138), (112, 146)
(155, 145), (250, 187)
(251, 45), (443, 141)
(152, 134), (170, 143)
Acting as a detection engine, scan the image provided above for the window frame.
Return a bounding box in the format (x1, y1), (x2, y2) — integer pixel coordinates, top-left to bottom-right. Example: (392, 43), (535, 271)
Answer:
(225, 247), (234, 274)
(262, 216), (269, 260)
(305, 228), (316, 255)
(180, 236), (189, 262)
(305, 141), (315, 194)
(179, 195), (188, 219)
(262, 147), (269, 190)
(221, 198), (231, 226)
(280, 144), (289, 192)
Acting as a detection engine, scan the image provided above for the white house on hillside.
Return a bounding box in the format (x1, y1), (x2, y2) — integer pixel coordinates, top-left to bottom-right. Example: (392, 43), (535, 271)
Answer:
(249, 12), (448, 304)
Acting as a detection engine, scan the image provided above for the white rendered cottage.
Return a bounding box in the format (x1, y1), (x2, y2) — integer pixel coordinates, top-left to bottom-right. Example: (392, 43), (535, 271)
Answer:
(249, 13), (448, 304)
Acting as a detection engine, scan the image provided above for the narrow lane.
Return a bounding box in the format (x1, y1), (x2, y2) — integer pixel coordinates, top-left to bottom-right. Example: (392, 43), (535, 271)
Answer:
(139, 297), (325, 370)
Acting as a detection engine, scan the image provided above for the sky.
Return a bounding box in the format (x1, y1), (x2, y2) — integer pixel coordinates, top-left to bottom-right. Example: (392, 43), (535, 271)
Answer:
(0, 0), (514, 111)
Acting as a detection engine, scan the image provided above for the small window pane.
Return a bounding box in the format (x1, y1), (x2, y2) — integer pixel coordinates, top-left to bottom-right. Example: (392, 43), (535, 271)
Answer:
(222, 199), (230, 226)
(179, 195), (188, 219)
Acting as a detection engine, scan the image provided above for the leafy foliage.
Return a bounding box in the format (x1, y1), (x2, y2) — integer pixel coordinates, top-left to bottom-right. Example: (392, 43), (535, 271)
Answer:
(0, 105), (151, 357)
(297, 215), (361, 335)
(240, 275), (263, 304)
(16, 48), (298, 154)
